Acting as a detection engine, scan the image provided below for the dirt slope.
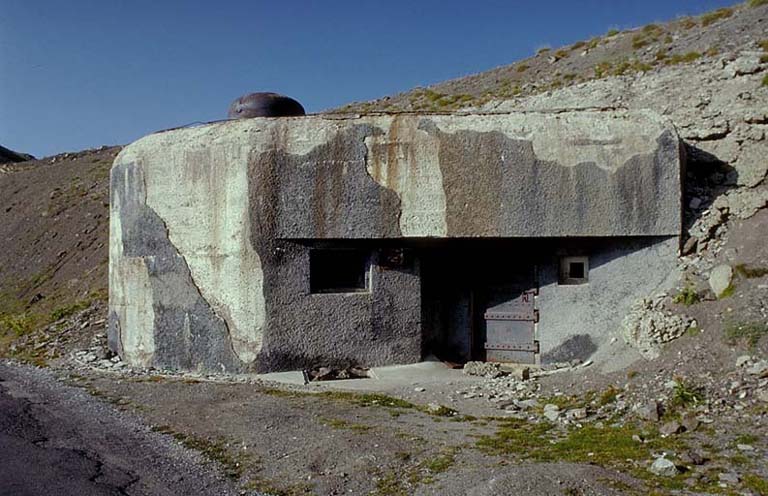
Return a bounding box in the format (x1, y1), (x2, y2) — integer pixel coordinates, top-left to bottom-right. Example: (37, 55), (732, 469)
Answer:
(0, 147), (119, 357)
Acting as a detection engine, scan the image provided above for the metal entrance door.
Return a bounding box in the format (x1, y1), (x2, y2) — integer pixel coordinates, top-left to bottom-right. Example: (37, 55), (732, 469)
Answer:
(483, 287), (539, 364)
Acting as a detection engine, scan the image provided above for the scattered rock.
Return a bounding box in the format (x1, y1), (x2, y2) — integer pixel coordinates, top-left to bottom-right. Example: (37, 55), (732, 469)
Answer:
(718, 472), (740, 485)
(681, 412), (700, 432)
(463, 361), (504, 378)
(636, 400), (661, 422)
(722, 55), (762, 78)
(736, 443), (754, 451)
(565, 407), (588, 420)
(756, 388), (768, 403)
(708, 264), (733, 298)
(650, 457), (679, 477)
(747, 360), (768, 378)
(543, 404), (560, 422)
(660, 420), (684, 437)
(680, 450), (706, 466)
(735, 355), (753, 368)
(516, 399), (539, 410)
(499, 365), (530, 381)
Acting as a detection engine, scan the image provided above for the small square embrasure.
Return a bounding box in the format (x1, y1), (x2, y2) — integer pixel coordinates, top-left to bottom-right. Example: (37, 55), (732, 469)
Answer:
(559, 256), (589, 285)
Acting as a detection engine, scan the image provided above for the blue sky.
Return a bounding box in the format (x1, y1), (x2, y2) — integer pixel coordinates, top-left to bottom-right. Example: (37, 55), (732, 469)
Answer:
(1, 0), (737, 157)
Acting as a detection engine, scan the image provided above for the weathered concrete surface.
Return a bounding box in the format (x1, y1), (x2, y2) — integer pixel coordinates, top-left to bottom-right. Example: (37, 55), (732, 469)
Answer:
(110, 111), (682, 373)
(538, 236), (680, 363)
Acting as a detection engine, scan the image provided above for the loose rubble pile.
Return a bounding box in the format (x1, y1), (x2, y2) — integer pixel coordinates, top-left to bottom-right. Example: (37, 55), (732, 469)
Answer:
(621, 294), (697, 359)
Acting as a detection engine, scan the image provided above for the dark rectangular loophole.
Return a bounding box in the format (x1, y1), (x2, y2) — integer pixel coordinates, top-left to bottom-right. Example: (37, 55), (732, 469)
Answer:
(310, 249), (369, 293)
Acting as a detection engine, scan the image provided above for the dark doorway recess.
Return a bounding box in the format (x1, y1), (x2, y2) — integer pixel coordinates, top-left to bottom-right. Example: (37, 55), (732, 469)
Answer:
(418, 240), (537, 364)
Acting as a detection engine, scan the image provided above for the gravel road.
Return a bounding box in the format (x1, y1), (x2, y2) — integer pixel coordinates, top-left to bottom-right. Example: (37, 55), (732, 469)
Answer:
(0, 361), (245, 496)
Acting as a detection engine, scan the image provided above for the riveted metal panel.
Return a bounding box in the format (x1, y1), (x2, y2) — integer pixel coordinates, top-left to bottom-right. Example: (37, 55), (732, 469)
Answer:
(484, 289), (538, 364)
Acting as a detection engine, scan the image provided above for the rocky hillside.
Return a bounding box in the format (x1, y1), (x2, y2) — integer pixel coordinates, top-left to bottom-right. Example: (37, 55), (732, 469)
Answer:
(338, 1), (767, 113)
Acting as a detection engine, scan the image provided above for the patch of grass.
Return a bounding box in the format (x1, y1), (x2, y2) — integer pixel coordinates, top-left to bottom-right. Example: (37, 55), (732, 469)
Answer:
(743, 473), (768, 494)
(669, 379), (705, 410)
(50, 300), (90, 321)
(598, 385), (621, 406)
(611, 59), (653, 76)
(353, 393), (416, 409)
(320, 417), (372, 432)
(704, 46), (719, 57)
(734, 264), (768, 279)
(420, 448), (458, 475)
(606, 29), (619, 37)
(151, 426), (247, 479)
(554, 49), (569, 59)
(476, 416), (689, 487)
(394, 451), (411, 462)
(627, 370), (639, 380)
(0, 313), (36, 337)
(594, 61), (613, 78)
(763, 74), (768, 87)
(631, 35), (651, 49)
(734, 433), (758, 445)
(749, 0), (768, 6)
(686, 326), (701, 337)
(632, 24), (664, 49)
(700, 8), (733, 26)
(673, 285), (700, 306)
(664, 51), (702, 65)
(725, 321), (768, 348)
(571, 40), (587, 50)
(759, 39), (768, 52)
(516, 63), (529, 72)
(427, 405), (458, 417)
(373, 472), (407, 496)
(718, 283), (736, 299)
(89, 288), (109, 302)
(476, 419), (555, 454)
(678, 17), (697, 29)
(536, 47), (551, 54)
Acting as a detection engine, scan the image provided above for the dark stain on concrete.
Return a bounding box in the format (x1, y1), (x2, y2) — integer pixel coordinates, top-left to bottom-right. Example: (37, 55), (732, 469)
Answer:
(247, 125), (420, 372)
(255, 124), (402, 239)
(418, 122), (679, 237)
(110, 160), (243, 372)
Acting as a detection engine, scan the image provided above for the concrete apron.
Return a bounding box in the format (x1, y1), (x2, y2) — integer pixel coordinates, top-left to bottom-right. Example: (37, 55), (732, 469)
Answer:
(255, 360), (529, 392)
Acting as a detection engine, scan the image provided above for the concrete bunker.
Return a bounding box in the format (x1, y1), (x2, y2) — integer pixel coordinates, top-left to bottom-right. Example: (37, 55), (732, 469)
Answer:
(109, 111), (683, 373)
